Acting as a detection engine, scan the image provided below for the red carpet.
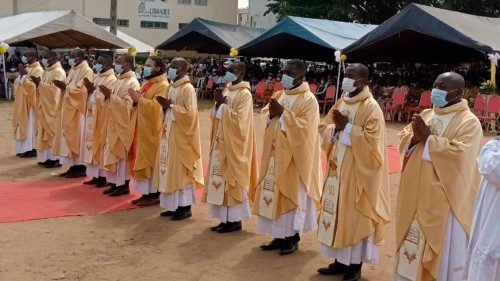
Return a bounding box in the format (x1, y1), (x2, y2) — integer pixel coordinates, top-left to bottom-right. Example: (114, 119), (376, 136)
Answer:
(0, 179), (139, 223)
(0, 146), (400, 223)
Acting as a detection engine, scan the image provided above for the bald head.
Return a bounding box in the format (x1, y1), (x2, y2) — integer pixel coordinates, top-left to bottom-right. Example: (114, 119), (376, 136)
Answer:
(346, 63), (369, 79)
(435, 72), (465, 91)
(228, 60), (245, 76)
(71, 49), (85, 59)
(44, 50), (58, 60)
(433, 72), (465, 107)
(24, 51), (38, 64)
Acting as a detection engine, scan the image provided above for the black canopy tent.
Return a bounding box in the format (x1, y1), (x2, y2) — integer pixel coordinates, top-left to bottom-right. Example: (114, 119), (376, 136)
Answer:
(156, 18), (265, 54)
(238, 16), (377, 62)
(343, 3), (500, 63)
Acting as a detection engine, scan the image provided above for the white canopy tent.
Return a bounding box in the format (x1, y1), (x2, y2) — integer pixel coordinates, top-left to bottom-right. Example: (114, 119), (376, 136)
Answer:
(0, 10), (130, 49)
(103, 27), (154, 54)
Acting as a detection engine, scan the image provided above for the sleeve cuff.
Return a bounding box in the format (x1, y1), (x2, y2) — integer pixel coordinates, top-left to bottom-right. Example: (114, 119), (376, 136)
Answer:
(214, 104), (224, 120)
(339, 123), (352, 146)
(422, 138), (431, 162)
(279, 114), (287, 132)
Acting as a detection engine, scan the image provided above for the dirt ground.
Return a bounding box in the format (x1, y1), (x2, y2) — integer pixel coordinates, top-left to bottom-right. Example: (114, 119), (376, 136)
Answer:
(0, 100), (488, 281)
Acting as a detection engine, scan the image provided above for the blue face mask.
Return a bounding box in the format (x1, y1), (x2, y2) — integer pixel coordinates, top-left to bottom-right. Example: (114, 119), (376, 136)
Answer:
(68, 58), (76, 67)
(41, 58), (49, 67)
(143, 66), (153, 78)
(93, 63), (103, 74)
(281, 74), (295, 90)
(114, 64), (123, 74)
(224, 71), (238, 83)
(167, 68), (177, 79)
(431, 88), (453, 108)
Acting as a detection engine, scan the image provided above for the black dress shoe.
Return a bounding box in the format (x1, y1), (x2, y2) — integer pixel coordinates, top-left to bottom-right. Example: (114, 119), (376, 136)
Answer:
(131, 194), (148, 204)
(83, 177), (100, 185)
(59, 166), (74, 177)
(279, 233), (300, 255)
(260, 238), (284, 251)
(108, 185), (130, 197)
(16, 153), (23, 157)
(45, 160), (62, 168)
(171, 206), (192, 221)
(65, 170), (87, 178)
(38, 160), (50, 166)
(343, 263), (362, 281)
(279, 242), (298, 255)
(20, 150), (37, 158)
(210, 222), (226, 231)
(95, 181), (112, 188)
(217, 221), (242, 233)
(160, 210), (176, 217)
(318, 261), (349, 275)
(103, 184), (118, 194)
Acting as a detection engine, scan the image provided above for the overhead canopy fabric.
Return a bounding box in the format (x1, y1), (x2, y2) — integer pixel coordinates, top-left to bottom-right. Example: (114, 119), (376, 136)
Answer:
(343, 3), (500, 63)
(238, 16), (377, 62)
(156, 18), (265, 54)
(103, 27), (154, 54)
(0, 10), (130, 49)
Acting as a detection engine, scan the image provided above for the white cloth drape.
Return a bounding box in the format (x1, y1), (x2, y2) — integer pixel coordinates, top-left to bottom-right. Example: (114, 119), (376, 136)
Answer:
(464, 139), (500, 281)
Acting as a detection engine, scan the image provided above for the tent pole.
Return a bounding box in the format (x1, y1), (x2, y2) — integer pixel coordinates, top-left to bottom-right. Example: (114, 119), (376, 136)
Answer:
(2, 56), (7, 99)
(335, 60), (341, 102)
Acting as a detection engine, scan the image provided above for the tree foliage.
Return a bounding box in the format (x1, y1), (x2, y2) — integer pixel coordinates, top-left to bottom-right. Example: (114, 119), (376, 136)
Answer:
(265, 0), (500, 24)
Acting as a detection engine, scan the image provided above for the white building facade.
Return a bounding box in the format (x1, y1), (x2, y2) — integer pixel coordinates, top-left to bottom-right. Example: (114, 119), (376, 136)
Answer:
(0, 0), (238, 47)
(247, 0), (277, 29)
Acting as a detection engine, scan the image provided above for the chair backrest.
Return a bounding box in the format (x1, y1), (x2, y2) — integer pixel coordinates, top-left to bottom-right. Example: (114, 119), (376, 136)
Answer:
(206, 78), (214, 89)
(419, 90), (432, 108)
(273, 82), (283, 92)
(309, 83), (318, 93)
(487, 95), (500, 113)
(254, 81), (266, 97)
(392, 87), (407, 105)
(473, 94), (488, 111)
(325, 85), (336, 100)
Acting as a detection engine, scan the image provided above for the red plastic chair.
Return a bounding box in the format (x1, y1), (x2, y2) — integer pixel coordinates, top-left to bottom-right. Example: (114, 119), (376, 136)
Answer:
(273, 82), (283, 92)
(477, 95), (500, 132)
(406, 90), (432, 122)
(318, 85), (336, 113)
(384, 87), (408, 121)
(253, 81), (266, 106)
(200, 78), (214, 99)
(472, 94), (488, 117)
(309, 83), (318, 94)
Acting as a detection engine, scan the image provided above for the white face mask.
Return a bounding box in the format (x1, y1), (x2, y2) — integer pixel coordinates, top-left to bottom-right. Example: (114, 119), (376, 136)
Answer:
(341, 77), (357, 93)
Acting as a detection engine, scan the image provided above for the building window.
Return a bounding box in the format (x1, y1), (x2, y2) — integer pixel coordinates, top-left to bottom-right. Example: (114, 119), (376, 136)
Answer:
(178, 0), (191, 4)
(178, 23), (188, 29)
(195, 0), (207, 6)
(93, 17), (129, 27)
(141, 21), (168, 29)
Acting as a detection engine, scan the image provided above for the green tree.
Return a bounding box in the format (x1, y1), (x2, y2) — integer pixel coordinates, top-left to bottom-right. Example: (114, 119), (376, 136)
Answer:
(265, 0), (500, 24)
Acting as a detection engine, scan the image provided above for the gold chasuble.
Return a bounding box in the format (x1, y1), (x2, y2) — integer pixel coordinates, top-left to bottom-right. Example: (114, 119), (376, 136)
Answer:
(203, 81), (259, 206)
(103, 71), (140, 173)
(317, 86), (390, 249)
(37, 62), (66, 151)
(13, 62), (43, 140)
(396, 100), (482, 280)
(82, 69), (117, 166)
(59, 60), (94, 159)
(152, 76), (204, 193)
(129, 75), (168, 180)
(252, 82), (323, 219)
